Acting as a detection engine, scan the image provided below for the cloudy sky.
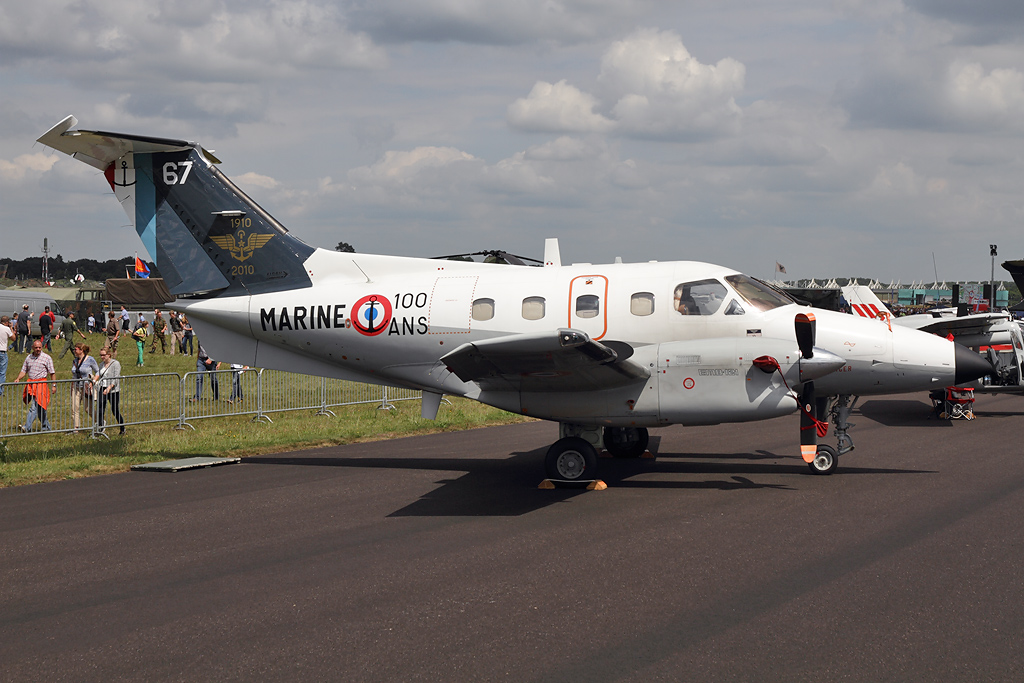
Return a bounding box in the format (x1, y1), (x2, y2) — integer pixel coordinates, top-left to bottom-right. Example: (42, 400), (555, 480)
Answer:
(3, 0), (1024, 283)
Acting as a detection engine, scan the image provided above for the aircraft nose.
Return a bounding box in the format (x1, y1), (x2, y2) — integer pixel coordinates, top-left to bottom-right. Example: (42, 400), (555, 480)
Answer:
(954, 343), (994, 385)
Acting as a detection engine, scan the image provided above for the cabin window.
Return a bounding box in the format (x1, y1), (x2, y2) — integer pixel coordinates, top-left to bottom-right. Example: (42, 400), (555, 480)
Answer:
(724, 274), (793, 312)
(575, 294), (600, 319)
(472, 298), (495, 321)
(630, 292), (655, 316)
(522, 296), (546, 320)
(673, 279), (728, 316)
(725, 299), (745, 316)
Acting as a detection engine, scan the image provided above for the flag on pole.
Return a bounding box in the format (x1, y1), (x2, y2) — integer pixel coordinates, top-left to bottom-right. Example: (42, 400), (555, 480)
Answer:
(135, 255), (150, 279)
(775, 262), (787, 274)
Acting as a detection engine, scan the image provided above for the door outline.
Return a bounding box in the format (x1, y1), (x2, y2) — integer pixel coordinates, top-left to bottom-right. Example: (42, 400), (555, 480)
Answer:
(568, 275), (608, 340)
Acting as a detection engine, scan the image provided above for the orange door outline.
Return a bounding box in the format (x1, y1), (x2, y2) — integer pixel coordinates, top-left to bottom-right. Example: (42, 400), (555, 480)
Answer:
(568, 275), (608, 340)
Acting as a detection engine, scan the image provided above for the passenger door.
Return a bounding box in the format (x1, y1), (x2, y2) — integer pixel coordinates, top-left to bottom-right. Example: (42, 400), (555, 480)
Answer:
(568, 275), (608, 340)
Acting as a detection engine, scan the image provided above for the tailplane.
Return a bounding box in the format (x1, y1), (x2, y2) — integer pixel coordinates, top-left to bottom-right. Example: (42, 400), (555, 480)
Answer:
(38, 116), (314, 296)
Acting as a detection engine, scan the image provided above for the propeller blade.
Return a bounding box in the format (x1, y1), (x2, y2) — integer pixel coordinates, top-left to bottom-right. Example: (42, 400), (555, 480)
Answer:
(800, 381), (817, 463)
(795, 312), (816, 359)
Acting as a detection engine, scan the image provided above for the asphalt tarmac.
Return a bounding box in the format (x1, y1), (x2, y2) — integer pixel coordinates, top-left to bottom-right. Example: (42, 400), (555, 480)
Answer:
(3, 391), (1024, 682)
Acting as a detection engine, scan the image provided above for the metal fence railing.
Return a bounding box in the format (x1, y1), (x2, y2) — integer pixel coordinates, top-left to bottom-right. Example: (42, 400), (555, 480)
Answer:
(0, 369), (423, 439)
(93, 372), (183, 439)
(1, 377), (89, 436)
(178, 368), (262, 430)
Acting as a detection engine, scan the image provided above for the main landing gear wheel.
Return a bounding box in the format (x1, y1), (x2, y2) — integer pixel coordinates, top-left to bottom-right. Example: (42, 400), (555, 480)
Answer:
(545, 437), (599, 482)
(603, 427), (649, 458)
(808, 444), (838, 475)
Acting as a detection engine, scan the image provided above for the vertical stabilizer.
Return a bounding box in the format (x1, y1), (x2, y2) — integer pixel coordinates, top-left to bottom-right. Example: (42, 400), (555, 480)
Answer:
(841, 285), (890, 320)
(38, 119), (315, 297)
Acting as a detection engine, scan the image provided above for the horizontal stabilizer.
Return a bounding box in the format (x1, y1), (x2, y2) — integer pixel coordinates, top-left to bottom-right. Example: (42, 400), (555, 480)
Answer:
(37, 115), (212, 170)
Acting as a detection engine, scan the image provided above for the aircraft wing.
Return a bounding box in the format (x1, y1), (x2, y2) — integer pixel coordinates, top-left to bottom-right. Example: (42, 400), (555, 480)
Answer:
(440, 329), (650, 392)
(912, 312), (1011, 337)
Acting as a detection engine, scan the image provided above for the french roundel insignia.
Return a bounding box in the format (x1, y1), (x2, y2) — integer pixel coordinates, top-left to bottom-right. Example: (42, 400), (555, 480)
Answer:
(352, 294), (393, 336)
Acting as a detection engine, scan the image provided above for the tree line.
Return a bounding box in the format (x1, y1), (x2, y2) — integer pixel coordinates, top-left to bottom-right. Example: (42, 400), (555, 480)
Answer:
(0, 255), (159, 283)
(3, 242), (358, 282)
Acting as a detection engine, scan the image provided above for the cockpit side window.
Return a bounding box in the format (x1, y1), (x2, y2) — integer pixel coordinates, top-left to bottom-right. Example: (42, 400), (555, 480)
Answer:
(673, 279), (728, 316)
(725, 299), (745, 316)
(724, 274), (793, 312)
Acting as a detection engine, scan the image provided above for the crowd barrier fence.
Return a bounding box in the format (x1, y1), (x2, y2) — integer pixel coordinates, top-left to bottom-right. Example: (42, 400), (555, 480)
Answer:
(0, 368), (423, 440)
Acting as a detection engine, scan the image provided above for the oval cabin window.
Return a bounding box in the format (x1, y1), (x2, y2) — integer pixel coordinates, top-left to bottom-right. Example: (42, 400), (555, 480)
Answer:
(522, 296), (546, 320)
(472, 298), (495, 321)
(630, 292), (655, 316)
(575, 294), (600, 319)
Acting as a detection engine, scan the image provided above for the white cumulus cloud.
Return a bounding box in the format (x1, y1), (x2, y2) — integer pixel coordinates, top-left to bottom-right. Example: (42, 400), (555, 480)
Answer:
(507, 81), (615, 134)
(348, 146), (477, 184)
(507, 29), (745, 141)
(235, 172), (280, 190)
(947, 61), (1024, 124)
(599, 29), (745, 140)
(0, 153), (59, 183)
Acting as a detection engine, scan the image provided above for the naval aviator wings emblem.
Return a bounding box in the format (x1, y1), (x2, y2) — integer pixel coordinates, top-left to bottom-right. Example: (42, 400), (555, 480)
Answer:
(210, 230), (274, 262)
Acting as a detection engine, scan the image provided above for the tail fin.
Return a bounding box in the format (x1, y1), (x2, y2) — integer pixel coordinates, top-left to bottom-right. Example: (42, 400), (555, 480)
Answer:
(841, 285), (890, 320)
(38, 116), (314, 297)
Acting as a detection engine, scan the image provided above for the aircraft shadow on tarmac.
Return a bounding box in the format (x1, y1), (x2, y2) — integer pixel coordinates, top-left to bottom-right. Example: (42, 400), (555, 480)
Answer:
(855, 398), (949, 427)
(246, 441), (932, 518)
(972, 408), (1024, 418)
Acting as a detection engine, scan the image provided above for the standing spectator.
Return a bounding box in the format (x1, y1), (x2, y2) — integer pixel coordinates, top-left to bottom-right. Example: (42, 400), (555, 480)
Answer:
(149, 310), (168, 354)
(38, 305), (55, 352)
(15, 304), (31, 354)
(135, 312), (146, 331)
(181, 314), (194, 355)
(168, 311), (183, 356)
(87, 313), (96, 333)
(0, 316), (14, 395)
(190, 343), (220, 401)
(104, 311), (120, 351)
(120, 306), (131, 332)
(93, 348), (124, 435)
(57, 312), (88, 359)
(14, 339), (56, 432)
(227, 364), (248, 404)
(70, 343), (98, 433)
(131, 320), (148, 367)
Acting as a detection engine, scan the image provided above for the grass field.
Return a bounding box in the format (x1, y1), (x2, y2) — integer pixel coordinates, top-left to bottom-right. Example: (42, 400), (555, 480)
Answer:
(0, 331), (532, 487)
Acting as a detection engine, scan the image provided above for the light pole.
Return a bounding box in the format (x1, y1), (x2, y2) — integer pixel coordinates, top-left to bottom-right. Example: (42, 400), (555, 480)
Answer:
(991, 244), (998, 310)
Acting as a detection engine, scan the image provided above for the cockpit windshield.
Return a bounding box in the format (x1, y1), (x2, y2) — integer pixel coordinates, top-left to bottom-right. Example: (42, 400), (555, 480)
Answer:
(724, 274), (794, 312)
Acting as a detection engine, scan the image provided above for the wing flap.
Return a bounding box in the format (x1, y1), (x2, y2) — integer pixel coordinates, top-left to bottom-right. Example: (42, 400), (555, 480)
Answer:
(441, 329), (649, 392)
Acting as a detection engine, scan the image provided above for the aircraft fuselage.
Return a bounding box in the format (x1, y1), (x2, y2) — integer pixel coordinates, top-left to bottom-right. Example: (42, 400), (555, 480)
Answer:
(178, 250), (960, 428)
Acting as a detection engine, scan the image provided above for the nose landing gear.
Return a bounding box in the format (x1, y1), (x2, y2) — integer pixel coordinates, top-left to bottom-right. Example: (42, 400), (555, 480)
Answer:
(806, 394), (857, 475)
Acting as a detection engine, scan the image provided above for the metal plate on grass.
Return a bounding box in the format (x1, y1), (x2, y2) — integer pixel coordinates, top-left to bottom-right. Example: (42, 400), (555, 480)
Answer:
(131, 457), (241, 472)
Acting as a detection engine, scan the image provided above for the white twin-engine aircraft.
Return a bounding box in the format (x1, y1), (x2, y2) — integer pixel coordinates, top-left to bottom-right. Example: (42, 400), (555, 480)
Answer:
(38, 116), (992, 483)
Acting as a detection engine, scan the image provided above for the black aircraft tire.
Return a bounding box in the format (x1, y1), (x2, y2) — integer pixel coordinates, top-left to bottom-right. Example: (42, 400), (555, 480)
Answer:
(808, 445), (839, 475)
(545, 437), (599, 482)
(603, 427), (650, 458)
